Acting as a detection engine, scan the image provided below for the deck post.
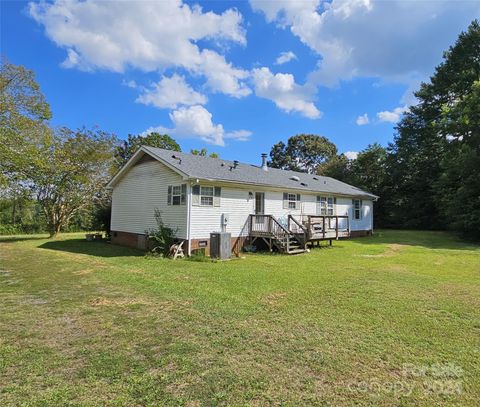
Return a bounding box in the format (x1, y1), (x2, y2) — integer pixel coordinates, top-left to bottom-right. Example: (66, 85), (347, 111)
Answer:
(336, 216), (338, 240)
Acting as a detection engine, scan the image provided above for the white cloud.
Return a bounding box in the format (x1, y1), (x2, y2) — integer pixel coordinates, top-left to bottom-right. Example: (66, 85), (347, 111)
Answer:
(377, 106), (408, 123)
(136, 74), (207, 109)
(344, 151), (359, 160)
(29, 0), (250, 97)
(356, 113), (369, 126)
(251, 0), (479, 86)
(275, 51), (297, 65)
(122, 79), (139, 89)
(143, 105), (251, 146)
(251, 67), (321, 119)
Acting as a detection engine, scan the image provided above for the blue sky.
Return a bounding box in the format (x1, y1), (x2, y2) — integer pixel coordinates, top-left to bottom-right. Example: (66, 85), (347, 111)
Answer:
(2, 0), (478, 163)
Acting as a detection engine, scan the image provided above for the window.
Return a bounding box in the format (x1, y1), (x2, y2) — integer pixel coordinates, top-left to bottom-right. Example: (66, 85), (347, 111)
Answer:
(200, 186), (214, 206)
(283, 193), (301, 209)
(353, 199), (362, 220)
(167, 184), (186, 205)
(317, 196), (335, 215)
(192, 185), (221, 206)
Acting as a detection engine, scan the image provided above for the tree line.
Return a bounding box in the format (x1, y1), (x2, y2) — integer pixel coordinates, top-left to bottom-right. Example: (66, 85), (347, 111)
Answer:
(269, 21), (480, 240)
(0, 20), (478, 240)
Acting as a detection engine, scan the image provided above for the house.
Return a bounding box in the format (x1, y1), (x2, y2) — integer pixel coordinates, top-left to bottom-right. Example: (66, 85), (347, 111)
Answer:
(107, 146), (378, 255)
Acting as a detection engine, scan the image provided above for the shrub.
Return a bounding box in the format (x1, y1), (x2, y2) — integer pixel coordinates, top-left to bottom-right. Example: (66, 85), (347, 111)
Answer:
(0, 224), (21, 235)
(145, 209), (177, 257)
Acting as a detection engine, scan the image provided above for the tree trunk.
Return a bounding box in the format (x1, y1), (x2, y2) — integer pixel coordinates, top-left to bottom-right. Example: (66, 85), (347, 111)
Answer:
(12, 192), (16, 226)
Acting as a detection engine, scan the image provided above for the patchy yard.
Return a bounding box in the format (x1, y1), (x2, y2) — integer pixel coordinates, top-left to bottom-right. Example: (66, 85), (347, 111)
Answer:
(0, 231), (479, 406)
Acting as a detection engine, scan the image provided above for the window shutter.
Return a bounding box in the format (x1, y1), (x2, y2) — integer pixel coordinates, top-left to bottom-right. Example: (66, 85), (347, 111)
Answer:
(283, 193), (288, 209)
(352, 199), (355, 205)
(167, 186), (172, 205)
(192, 184), (200, 206)
(360, 199), (363, 219)
(181, 184), (186, 205)
(334, 197), (337, 204)
(214, 187), (221, 207)
(296, 194), (301, 209)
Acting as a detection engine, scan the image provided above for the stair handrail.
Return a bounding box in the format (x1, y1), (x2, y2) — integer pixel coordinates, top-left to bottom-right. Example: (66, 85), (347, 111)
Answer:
(287, 215), (308, 246)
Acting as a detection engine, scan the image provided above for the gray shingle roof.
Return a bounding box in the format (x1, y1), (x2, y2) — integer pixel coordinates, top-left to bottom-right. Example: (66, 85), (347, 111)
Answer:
(143, 146), (378, 199)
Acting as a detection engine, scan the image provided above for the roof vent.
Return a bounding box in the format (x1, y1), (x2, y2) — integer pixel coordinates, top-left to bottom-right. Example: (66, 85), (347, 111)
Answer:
(230, 160), (239, 171)
(313, 176), (319, 180)
(301, 182), (308, 187)
(290, 176), (300, 182)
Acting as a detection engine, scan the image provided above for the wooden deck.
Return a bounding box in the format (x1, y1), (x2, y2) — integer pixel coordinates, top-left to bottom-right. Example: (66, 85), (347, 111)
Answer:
(248, 214), (350, 254)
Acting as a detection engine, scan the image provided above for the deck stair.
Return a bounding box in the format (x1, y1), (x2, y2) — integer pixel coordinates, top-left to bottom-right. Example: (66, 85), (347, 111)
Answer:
(248, 214), (307, 254)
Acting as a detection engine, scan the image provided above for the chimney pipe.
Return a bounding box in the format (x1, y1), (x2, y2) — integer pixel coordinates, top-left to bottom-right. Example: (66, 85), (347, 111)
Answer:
(233, 160), (239, 169)
(261, 153), (268, 171)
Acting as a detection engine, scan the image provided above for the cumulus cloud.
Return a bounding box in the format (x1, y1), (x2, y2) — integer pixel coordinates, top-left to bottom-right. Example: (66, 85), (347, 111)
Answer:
(142, 105), (251, 146)
(29, 0), (250, 97)
(377, 106), (408, 123)
(344, 151), (359, 160)
(136, 74), (207, 109)
(251, 0), (479, 86)
(356, 113), (369, 126)
(251, 67), (321, 119)
(275, 51), (297, 65)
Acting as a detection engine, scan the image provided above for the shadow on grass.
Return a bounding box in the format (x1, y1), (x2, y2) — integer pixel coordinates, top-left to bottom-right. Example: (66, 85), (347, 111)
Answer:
(352, 229), (479, 251)
(39, 239), (144, 258)
(0, 235), (51, 243)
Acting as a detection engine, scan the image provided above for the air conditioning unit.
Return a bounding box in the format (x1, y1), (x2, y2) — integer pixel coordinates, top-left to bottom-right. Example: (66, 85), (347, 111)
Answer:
(210, 232), (231, 259)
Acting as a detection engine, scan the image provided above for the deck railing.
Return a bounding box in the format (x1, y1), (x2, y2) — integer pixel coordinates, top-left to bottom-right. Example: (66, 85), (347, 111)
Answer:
(299, 215), (350, 240)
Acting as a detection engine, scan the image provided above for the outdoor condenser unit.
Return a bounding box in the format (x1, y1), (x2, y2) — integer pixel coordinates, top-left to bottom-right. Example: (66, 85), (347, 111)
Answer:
(210, 232), (231, 260)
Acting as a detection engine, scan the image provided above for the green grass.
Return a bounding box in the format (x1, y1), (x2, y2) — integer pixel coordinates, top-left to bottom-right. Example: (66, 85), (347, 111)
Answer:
(0, 230), (479, 406)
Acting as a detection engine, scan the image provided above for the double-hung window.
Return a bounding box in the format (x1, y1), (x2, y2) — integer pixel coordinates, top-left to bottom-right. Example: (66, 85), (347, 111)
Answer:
(283, 193), (301, 209)
(200, 186), (214, 206)
(192, 185), (221, 206)
(353, 199), (362, 220)
(317, 196), (335, 215)
(167, 184), (186, 205)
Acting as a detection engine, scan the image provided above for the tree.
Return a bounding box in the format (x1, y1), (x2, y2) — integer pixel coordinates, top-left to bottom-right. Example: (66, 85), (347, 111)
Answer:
(317, 154), (352, 183)
(388, 20), (480, 236)
(269, 134), (337, 173)
(28, 127), (116, 236)
(0, 58), (52, 187)
(113, 132), (180, 172)
(190, 148), (219, 158)
(430, 21), (480, 239)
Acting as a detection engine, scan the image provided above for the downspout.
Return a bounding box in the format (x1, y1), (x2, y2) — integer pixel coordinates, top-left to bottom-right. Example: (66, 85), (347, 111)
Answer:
(186, 180), (192, 256)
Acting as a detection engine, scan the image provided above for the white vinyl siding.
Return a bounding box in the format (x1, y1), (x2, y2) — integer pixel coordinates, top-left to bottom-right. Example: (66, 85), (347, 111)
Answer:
(189, 187), (376, 239)
(111, 160), (188, 238)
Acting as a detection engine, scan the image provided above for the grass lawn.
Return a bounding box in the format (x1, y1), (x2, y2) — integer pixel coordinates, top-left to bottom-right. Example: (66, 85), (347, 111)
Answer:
(0, 230), (479, 406)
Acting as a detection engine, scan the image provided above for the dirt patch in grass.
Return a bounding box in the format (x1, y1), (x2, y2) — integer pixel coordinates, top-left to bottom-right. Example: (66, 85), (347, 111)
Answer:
(89, 297), (152, 307)
(261, 292), (288, 307)
(359, 243), (408, 258)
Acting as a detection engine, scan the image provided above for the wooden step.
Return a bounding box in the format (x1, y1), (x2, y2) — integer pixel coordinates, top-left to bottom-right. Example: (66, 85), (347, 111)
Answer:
(287, 249), (306, 254)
